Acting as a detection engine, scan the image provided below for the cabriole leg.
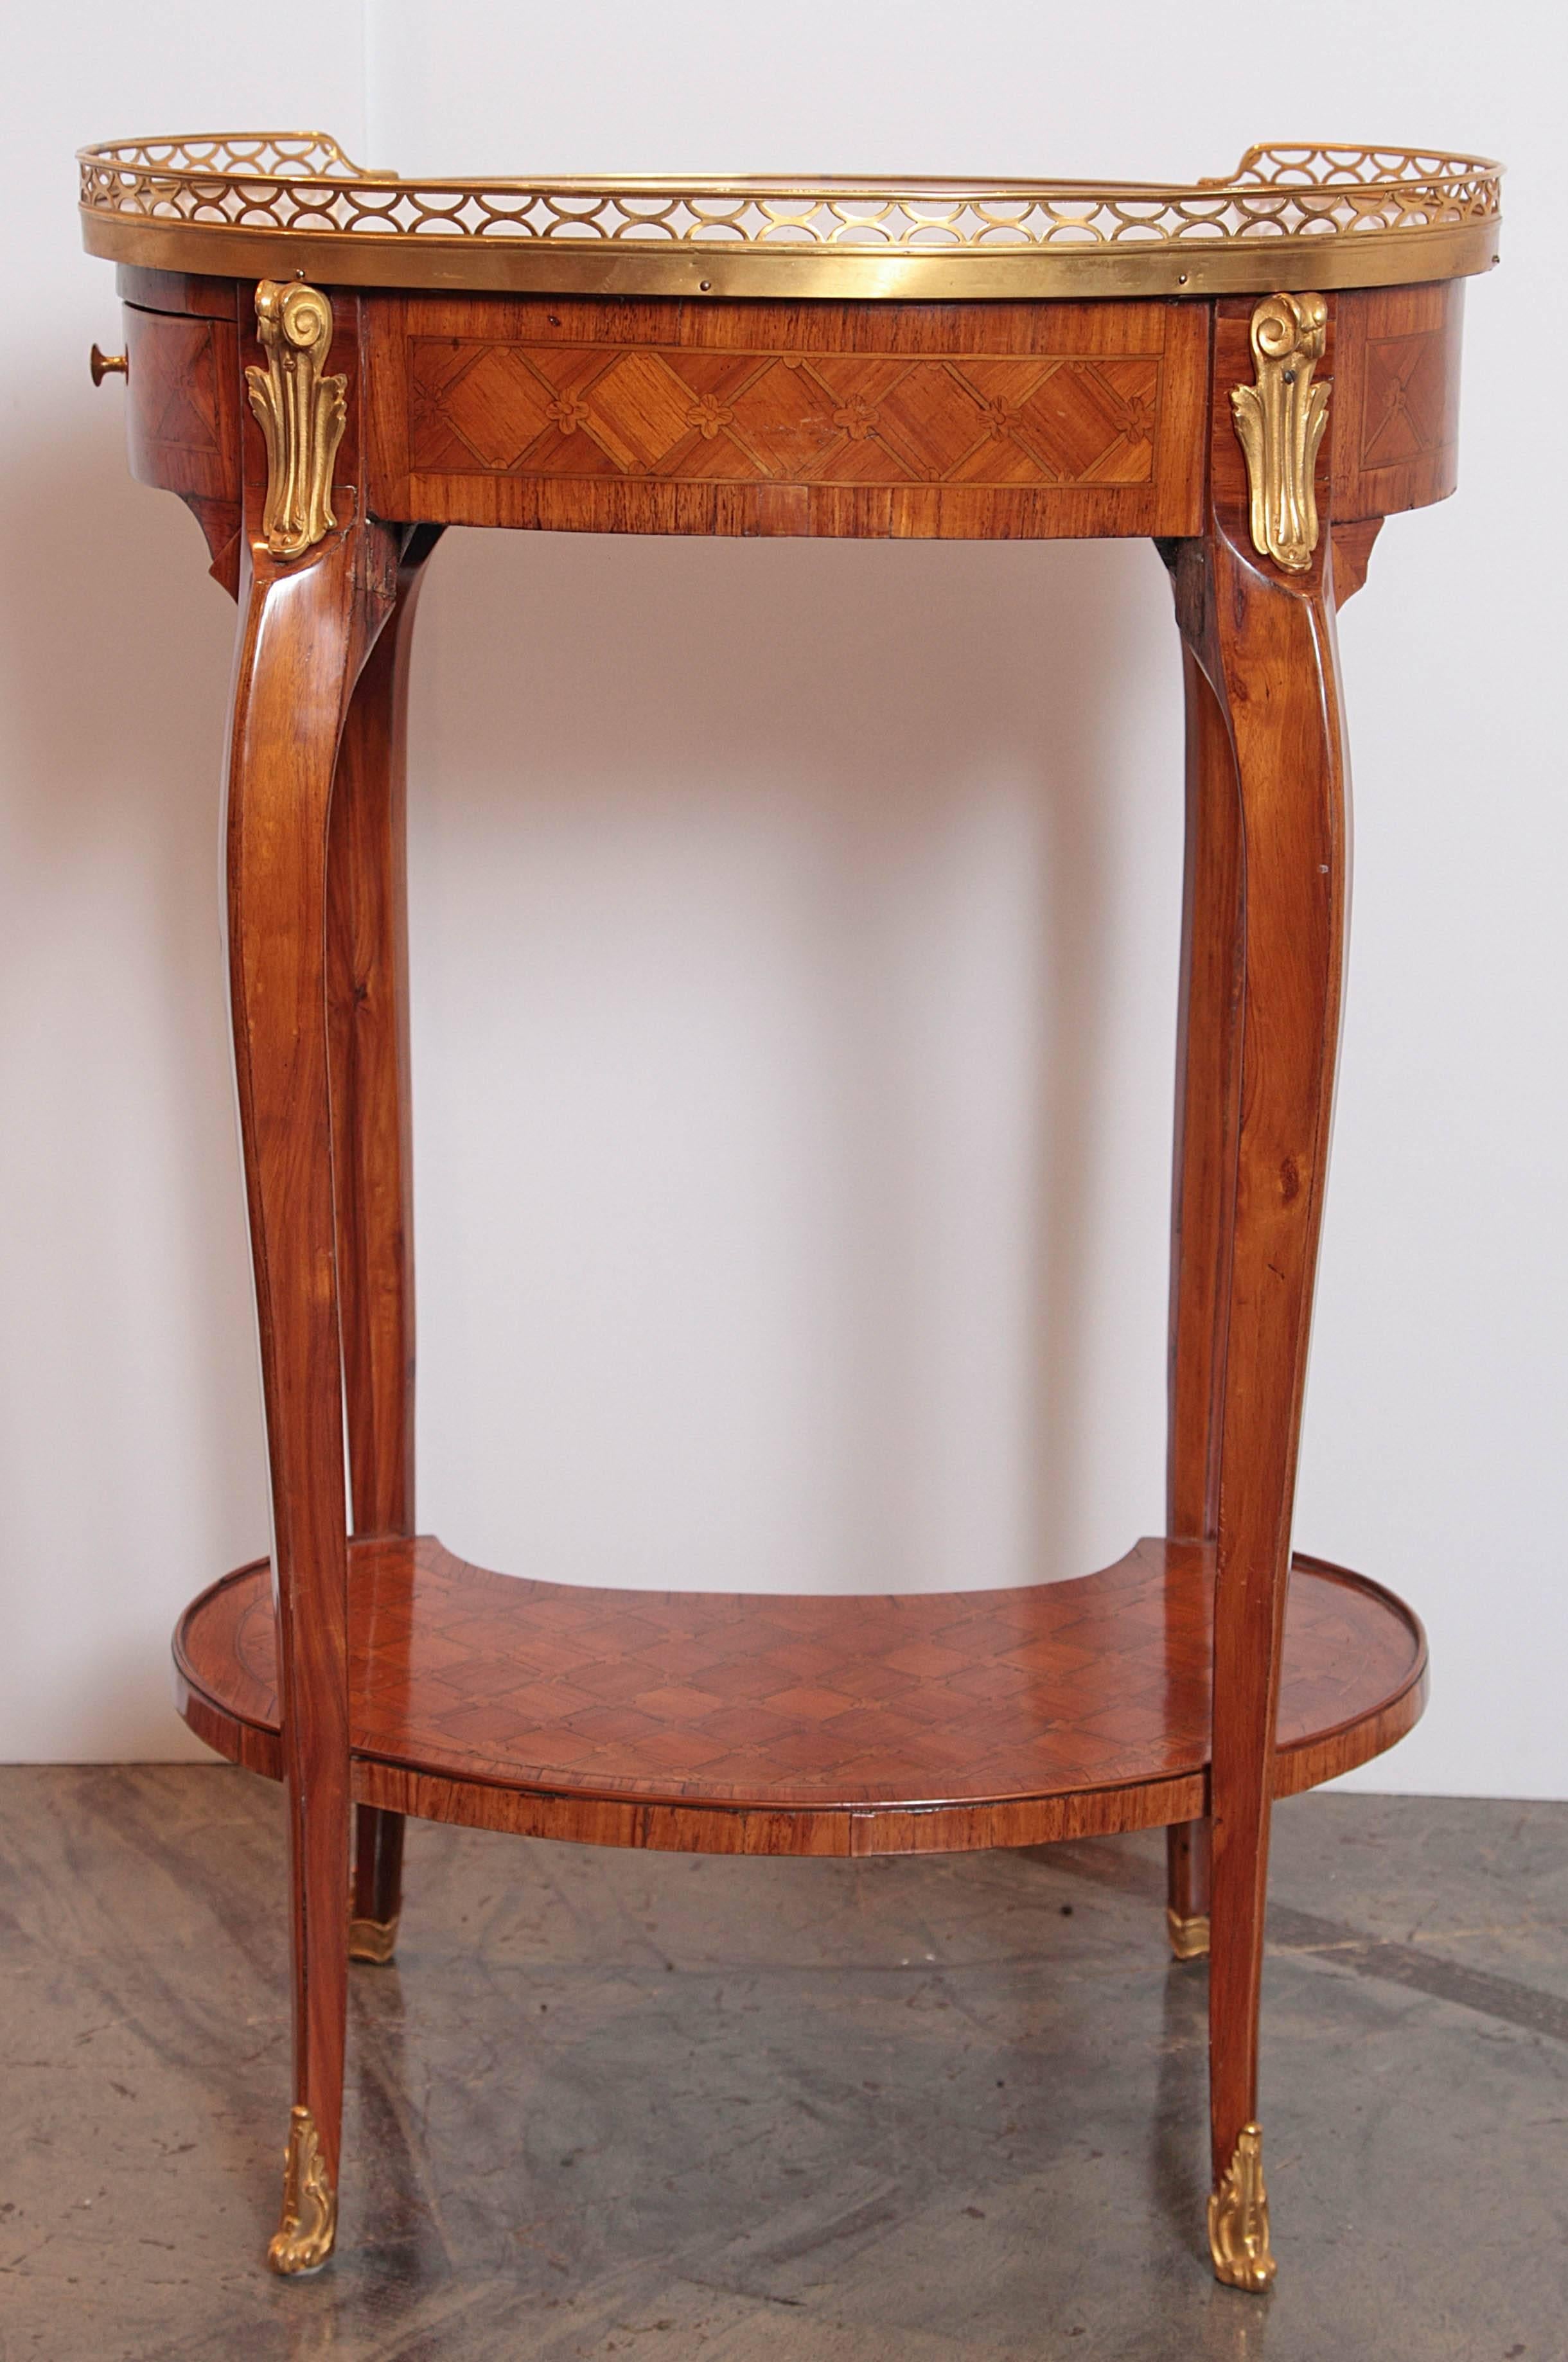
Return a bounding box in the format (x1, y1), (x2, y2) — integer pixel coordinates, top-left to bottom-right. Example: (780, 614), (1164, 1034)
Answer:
(227, 512), (398, 2275)
(328, 526), (442, 1968)
(1163, 637), (1244, 1964)
(1168, 434), (1350, 2290)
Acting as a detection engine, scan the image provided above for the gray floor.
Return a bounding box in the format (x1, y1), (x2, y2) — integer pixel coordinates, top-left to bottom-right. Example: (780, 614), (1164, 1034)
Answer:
(3, 1770), (1564, 2360)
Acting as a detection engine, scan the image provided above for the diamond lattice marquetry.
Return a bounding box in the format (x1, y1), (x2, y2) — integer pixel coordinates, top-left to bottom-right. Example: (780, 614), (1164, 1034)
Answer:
(192, 1534), (1422, 1816)
(1010, 357), (1159, 482)
(583, 350), (706, 470)
(724, 357), (854, 478)
(410, 340), (1167, 491)
(424, 344), (558, 471)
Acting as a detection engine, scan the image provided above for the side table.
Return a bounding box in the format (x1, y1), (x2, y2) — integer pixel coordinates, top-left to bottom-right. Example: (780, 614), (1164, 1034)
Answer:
(79, 133), (1500, 2289)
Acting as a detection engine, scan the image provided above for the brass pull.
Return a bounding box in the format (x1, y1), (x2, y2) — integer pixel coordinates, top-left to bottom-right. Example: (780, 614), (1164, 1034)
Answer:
(90, 343), (128, 386)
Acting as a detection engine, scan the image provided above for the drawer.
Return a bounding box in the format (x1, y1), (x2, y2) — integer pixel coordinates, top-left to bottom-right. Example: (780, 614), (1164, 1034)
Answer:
(116, 300), (243, 589)
(121, 300), (242, 507)
(365, 291), (1210, 540)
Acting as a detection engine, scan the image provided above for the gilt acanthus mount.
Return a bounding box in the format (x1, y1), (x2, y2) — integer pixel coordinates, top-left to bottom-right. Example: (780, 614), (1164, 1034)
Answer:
(1231, 290), (1331, 572)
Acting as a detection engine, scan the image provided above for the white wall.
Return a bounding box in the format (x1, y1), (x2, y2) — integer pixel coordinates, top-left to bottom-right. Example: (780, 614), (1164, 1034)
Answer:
(1, 3), (1562, 1794)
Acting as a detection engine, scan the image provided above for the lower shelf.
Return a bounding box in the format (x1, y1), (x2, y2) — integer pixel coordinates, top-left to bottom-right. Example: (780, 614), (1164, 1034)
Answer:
(173, 1535), (1426, 1857)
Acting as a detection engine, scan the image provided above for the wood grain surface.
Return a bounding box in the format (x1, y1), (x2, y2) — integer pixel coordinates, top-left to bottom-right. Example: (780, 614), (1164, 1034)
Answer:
(120, 302), (242, 591)
(1333, 280), (1464, 520)
(364, 292), (1210, 538)
(1160, 637), (1245, 1937)
(327, 527), (441, 1939)
(174, 1535), (1425, 1855)
(223, 488), (400, 2197)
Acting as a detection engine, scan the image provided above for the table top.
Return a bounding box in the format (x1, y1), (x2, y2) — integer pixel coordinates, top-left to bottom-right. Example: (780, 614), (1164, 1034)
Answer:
(79, 134), (1502, 301)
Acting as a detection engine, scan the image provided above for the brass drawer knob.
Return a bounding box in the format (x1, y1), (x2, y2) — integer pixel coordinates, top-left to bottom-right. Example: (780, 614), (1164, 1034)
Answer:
(90, 342), (128, 385)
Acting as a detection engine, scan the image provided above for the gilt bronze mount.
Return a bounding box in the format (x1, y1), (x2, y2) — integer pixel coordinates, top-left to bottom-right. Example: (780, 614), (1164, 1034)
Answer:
(267, 2104), (337, 2275)
(78, 136), (1501, 301)
(1231, 290), (1332, 571)
(348, 1913), (400, 1965)
(1208, 2122), (1276, 2290)
(245, 279), (347, 561)
(1167, 1907), (1212, 1962)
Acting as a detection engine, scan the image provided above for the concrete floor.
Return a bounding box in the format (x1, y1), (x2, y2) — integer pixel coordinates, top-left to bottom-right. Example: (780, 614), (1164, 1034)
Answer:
(2, 1770), (1564, 2361)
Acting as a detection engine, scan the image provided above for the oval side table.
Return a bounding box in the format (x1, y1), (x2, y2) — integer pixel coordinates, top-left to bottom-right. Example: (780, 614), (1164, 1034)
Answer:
(79, 134), (1501, 2290)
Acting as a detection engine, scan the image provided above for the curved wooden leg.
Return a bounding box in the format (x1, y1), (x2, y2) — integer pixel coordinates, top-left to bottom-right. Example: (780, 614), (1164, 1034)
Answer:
(1169, 483), (1349, 2289)
(329, 527), (441, 1969)
(226, 516), (398, 2274)
(1163, 640), (1244, 1964)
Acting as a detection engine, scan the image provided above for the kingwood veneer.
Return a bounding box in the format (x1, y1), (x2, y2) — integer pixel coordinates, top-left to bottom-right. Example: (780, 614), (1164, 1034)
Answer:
(80, 132), (1499, 2295)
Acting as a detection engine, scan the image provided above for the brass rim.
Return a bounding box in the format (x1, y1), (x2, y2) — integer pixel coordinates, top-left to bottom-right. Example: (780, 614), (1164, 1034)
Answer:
(79, 135), (1502, 299)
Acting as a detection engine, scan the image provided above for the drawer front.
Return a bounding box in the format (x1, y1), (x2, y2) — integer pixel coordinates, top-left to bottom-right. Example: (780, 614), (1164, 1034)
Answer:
(365, 293), (1210, 539)
(122, 301), (242, 508)
(117, 299), (243, 590)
